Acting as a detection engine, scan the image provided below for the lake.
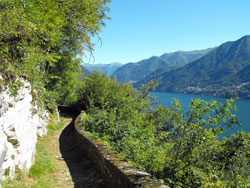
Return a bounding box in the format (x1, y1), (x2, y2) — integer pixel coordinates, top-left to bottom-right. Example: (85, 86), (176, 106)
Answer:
(151, 91), (250, 136)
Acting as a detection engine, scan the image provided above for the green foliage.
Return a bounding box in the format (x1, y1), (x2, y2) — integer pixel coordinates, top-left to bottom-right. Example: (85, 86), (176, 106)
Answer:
(9, 79), (22, 97)
(0, 0), (110, 110)
(76, 71), (142, 112)
(218, 131), (250, 187)
(46, 114), (65, 135)
(29, 143), (54, 178)
(153, 99), (241, 187)
(79, 65), (91, 81)
(78, 73), (250, 187)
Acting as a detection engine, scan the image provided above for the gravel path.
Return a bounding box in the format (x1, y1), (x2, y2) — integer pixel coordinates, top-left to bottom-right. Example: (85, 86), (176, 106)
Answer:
(59, 118), (107, 188)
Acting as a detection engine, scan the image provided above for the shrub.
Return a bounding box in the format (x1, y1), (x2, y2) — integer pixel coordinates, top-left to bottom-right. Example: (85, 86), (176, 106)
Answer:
(78, 72), (249, 187)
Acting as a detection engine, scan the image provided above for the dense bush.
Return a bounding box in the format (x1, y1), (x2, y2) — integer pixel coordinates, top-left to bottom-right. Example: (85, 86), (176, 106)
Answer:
(78, 72), (250, 188)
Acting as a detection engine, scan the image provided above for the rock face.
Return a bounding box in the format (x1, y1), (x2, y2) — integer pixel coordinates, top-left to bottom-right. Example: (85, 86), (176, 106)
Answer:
(0, 76), (49, 180)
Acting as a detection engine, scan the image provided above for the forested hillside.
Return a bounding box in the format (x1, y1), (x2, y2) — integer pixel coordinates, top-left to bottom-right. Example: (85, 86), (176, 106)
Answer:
(0, 0), (110, 110)
(137, 36), (250, 98)
(112, 49), (213, 83)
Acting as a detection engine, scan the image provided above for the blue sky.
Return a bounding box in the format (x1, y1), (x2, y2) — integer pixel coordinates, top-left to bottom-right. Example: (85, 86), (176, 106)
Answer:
(82, 0), (250, 64)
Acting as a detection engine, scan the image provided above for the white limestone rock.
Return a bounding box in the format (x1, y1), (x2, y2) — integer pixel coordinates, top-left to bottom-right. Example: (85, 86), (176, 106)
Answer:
(0, 76), (49, 180)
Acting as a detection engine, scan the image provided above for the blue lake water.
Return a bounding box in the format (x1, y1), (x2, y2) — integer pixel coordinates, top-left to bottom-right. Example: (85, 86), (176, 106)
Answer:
(151, 91), (250, 136)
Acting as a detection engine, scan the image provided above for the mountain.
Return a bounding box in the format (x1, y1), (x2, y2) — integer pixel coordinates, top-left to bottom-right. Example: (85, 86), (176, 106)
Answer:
(79, 66), (91, 81)
(82, 62), (123, 76)
(137, 35), (250, 98)
(81, 65), (91, 76)
(160, 48), (213, 66)
(112, 56), (168, 84)
(112, 49), (213, 83)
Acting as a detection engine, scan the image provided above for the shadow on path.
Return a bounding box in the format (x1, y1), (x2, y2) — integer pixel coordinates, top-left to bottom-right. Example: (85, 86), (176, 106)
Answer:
(59, 118), (106, 188)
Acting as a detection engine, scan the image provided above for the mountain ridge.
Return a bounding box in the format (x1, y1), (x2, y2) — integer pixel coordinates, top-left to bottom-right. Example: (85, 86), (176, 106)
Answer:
(136, 35), (250, 98)
(112, 48), (213, 83)
(82, 62), (123, 76)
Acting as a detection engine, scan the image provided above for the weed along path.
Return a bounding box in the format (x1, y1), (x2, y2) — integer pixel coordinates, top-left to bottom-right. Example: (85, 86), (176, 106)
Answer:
(1, 115), (106, 188)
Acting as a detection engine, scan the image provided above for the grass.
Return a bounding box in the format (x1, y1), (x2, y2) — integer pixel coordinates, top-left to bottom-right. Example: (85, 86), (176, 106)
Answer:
(47, 113), (66, 135)
(28, 141), (54, 186)
(0, 114), (68, 188)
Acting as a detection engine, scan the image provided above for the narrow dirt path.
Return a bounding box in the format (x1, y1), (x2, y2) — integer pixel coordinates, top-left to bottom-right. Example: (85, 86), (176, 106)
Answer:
(59, 118), (106, 188)
(45, 117), (75, 188)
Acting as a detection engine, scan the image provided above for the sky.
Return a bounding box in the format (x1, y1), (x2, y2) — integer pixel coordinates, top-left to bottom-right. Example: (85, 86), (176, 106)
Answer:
(82, 0), (250, 64)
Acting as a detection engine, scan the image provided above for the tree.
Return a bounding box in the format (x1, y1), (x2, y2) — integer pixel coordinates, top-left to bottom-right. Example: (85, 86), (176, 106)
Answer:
(153, 98), (243, 187)
(0, 0), (110, 109)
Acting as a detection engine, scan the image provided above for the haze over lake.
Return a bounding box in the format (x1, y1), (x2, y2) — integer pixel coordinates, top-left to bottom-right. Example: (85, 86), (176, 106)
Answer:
(151, 91), (250, 136)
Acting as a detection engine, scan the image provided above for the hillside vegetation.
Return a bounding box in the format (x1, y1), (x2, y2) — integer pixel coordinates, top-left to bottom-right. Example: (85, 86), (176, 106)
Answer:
(77, 72), (250, 188)
(137, 36), (250, 99)
(112, 49), (213, 83)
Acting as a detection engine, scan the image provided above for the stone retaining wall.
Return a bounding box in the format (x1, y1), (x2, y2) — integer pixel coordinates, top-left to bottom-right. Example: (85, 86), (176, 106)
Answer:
(74, 112), (169, 188)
